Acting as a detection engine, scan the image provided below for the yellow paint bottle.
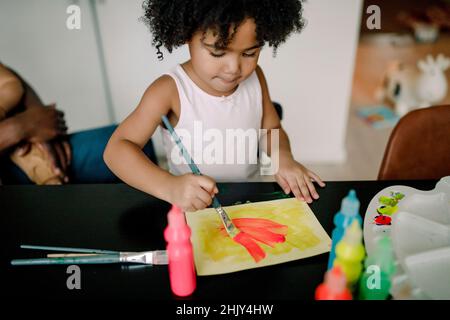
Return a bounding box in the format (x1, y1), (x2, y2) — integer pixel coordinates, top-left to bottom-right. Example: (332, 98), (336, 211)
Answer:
(333, 220), (366, 286)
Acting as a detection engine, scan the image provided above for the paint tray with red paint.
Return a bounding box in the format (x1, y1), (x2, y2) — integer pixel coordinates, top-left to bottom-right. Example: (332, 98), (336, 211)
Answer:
(363, 176), (450, 255)
(363, 176), (450, 299)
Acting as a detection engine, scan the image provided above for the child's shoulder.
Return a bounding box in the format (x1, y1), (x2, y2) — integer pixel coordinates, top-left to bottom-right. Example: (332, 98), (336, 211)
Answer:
(140, 74), (178, 105)
(145, 74), (177, 96)
(137, 74), (180, 117)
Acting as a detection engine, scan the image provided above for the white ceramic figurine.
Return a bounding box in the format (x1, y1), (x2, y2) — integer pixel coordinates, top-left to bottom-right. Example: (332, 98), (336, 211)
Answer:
(376, 54), (450, 116)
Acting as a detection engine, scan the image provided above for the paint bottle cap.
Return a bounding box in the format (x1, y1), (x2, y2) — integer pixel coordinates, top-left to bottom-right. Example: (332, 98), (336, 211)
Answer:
(341, 189), (360, 218)
(167, 205), (186, 228)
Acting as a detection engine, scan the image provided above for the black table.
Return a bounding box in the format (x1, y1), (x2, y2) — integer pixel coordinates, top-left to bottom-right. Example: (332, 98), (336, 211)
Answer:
(0, 180), (437, 302)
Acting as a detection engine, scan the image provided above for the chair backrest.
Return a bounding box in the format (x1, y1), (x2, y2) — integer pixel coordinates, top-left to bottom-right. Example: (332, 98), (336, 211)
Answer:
(378, 105), (450, 180)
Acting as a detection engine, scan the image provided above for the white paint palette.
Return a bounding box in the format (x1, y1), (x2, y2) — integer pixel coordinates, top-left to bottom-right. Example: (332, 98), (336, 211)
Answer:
(363, 176), (450, 299)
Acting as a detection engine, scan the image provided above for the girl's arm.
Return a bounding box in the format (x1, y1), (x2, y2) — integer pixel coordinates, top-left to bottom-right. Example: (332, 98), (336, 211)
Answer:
(103, 76), (217, 209)
(256, 66), (325, 203)
(104, 75), (175, 201)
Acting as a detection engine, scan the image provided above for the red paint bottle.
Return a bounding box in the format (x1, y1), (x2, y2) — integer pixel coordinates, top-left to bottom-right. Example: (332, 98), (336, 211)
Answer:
(315, 266), (352, 300)
(164, 205), (196, 297)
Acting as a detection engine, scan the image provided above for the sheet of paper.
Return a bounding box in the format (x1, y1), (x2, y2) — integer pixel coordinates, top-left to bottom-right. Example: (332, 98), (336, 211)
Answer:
(186, 198), (331, 276)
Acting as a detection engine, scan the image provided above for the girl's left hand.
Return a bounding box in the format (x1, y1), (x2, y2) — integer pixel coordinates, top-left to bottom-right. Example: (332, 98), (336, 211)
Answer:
(274, 155), (325, 203)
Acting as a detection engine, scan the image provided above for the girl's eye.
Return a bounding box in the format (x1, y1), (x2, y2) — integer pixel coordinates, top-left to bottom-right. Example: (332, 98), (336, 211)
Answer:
(210, 51), (226, 58)
(243, 52), (257, 57)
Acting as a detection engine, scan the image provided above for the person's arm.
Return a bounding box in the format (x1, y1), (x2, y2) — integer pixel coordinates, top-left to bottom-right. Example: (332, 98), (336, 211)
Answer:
(256, 65), (325, 203)
(0, 65), (65, 153)
(0, 105), (66, 154)
(12, 68), (71, 173)
(3, 65), (44, 109)
(0, 64), (25, 119)
(0, 64), (26, 153)
(1, 65), (70, 175)
(104, 75), (217, 211)
(105, 75), (175, 199)
(0, 116), (27, 153)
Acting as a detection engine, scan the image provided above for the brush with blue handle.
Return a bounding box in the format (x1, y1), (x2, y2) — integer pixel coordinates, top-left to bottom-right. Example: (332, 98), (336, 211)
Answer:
(161, 115), (239, 238)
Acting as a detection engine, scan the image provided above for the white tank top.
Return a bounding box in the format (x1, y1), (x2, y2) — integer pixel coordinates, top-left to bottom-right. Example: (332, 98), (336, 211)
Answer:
(161, 64), (263, 182)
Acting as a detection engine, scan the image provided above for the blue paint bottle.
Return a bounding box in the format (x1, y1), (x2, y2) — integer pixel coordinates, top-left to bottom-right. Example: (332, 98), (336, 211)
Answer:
(327, 189), (362, 270)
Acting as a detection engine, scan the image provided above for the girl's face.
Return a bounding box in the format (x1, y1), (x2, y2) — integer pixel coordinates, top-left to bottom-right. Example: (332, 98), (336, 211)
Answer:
(187, 18), (261, 96)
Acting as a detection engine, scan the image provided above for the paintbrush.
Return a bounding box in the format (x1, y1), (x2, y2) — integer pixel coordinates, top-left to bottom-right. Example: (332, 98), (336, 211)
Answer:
(161, 115), (268, 261)
(11, 245), (168, 266)
(161, 115), (239, 238)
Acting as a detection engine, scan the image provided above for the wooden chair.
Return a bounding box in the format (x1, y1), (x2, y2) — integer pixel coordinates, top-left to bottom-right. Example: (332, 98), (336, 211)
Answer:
(378, 105), (450, 180)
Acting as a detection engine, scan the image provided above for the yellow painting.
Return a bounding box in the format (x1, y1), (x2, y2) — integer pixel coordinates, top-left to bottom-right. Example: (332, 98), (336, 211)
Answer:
(185, 198), (331, 275)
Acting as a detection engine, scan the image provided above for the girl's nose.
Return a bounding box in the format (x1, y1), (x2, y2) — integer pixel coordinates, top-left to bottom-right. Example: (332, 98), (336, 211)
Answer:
(223, 56), (241, 75)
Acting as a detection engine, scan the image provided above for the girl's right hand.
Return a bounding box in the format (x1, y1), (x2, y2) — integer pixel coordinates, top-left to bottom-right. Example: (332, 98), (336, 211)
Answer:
(169, 173), (218, 212)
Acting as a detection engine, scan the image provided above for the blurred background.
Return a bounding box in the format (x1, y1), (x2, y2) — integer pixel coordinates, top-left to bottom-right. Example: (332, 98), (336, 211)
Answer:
(1, 0), (449, 181)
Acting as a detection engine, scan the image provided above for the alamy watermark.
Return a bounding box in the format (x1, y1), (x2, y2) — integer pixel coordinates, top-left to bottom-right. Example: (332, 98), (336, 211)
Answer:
(66, 265), (81, 290)
(366, 5), (381, 30)
(364, 265), (381, 290)
(168, 121), (279, 175)
(66, 5), (81, 30)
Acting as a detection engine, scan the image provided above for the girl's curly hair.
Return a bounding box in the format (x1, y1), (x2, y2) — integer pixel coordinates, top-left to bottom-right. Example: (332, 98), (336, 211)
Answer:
(141, 0), (306, 60)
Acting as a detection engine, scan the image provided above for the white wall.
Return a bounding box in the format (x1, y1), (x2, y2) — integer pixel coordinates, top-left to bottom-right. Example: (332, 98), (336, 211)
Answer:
(1, 0), (362, 163)
(258, 0), (362, 163)
(0, 0), (111, 132)
(97, 0), (362, 163)
(95, 0), (190, 160)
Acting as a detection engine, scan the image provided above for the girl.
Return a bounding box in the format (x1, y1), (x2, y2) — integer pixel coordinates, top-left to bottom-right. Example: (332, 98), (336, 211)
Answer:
(104, 0), (325, 212)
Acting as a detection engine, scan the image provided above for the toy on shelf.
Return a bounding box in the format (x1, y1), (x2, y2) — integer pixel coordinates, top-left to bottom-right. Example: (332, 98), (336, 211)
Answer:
(397, 5), (450, 43)
(375, 54), (450, 117)
(357, 105), (400, 129)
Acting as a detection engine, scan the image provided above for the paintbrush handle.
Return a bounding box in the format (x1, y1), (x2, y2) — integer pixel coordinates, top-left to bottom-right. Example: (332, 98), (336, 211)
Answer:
(162, 115), (221, 204)
(11, 254), (120, 266)
(21, 244), (118, 254)
(161, 115), (201, 175)
(161, 115), (238, 237)
(162, 116), (223, 206)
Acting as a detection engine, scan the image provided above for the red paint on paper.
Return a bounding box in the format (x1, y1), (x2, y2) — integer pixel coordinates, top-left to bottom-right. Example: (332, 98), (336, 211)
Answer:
(220, 217), (288, 262)
(233, 232), (266, 262)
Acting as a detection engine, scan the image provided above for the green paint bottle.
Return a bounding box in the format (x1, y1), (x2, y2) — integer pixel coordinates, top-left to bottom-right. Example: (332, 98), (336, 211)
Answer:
(358, 236), (396, 300)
